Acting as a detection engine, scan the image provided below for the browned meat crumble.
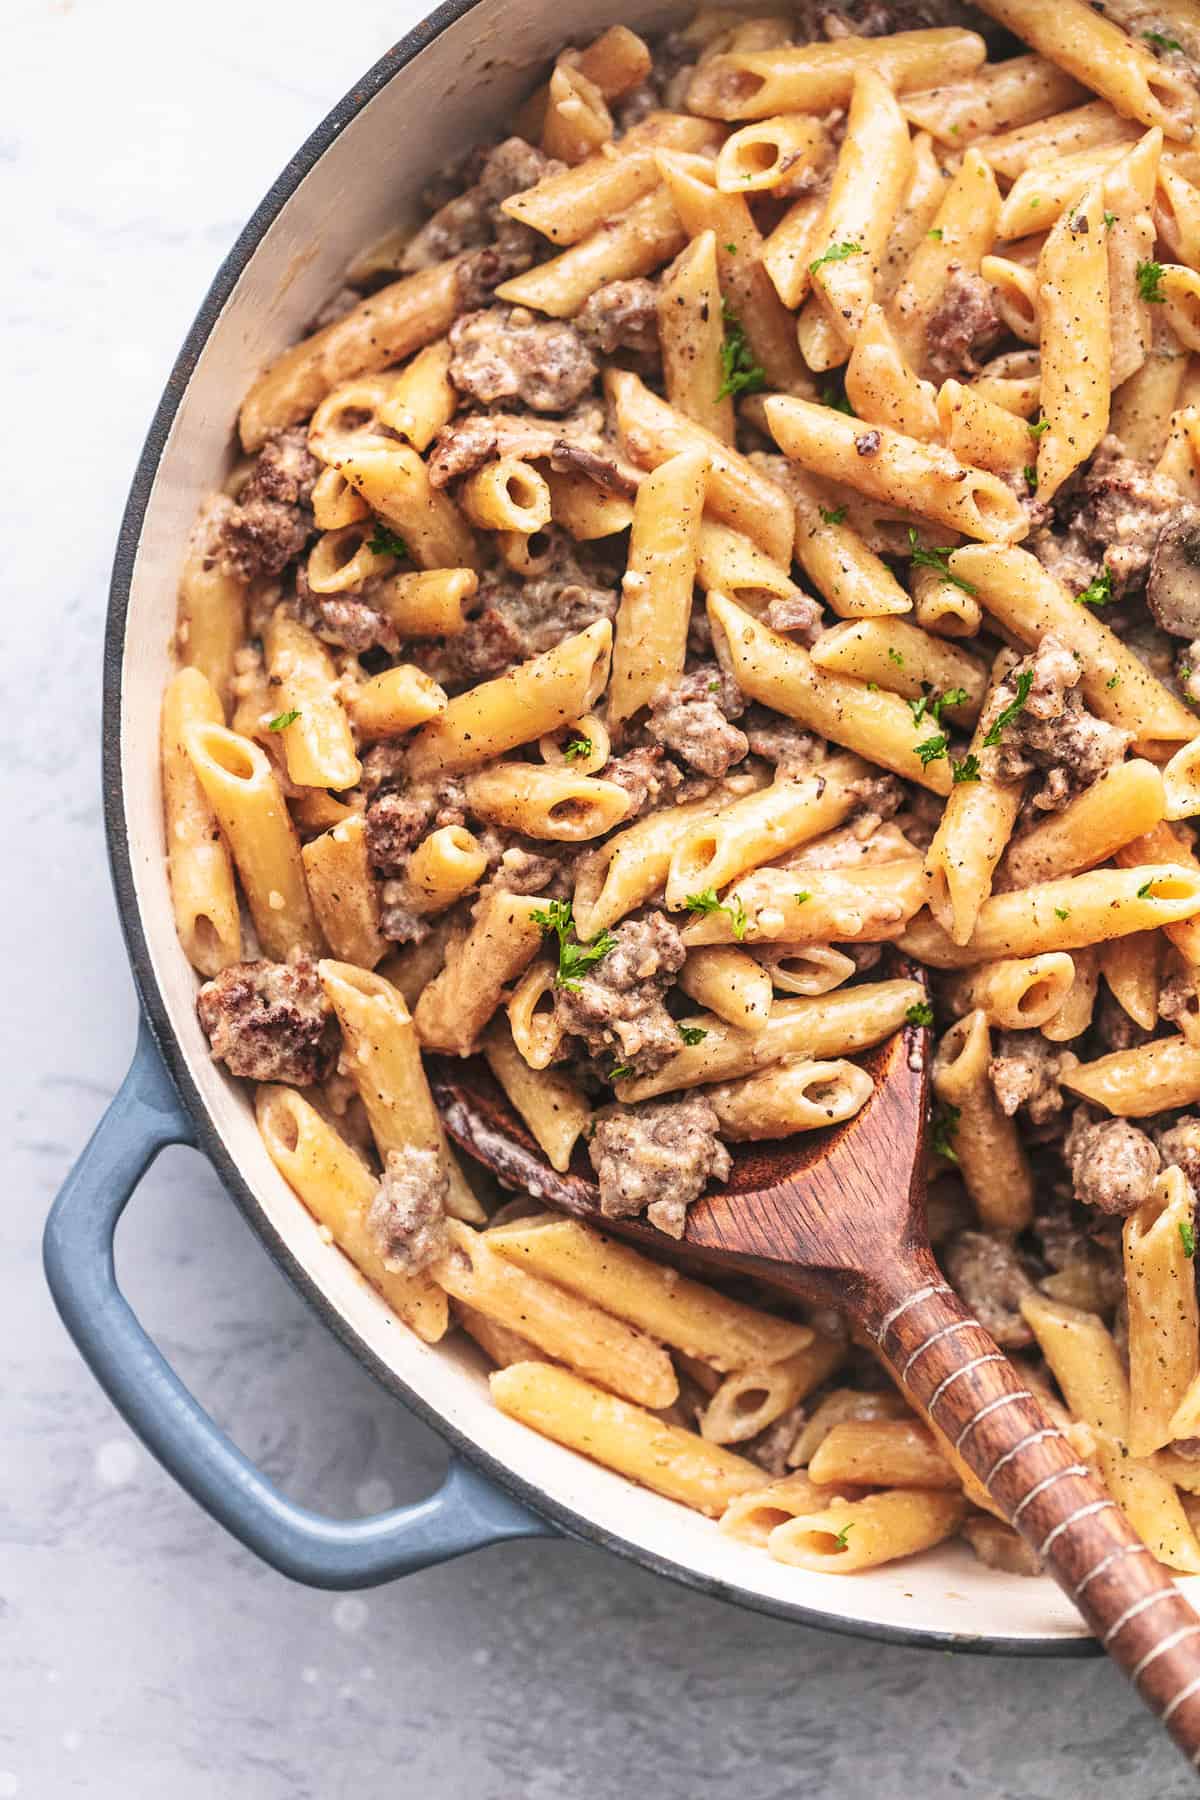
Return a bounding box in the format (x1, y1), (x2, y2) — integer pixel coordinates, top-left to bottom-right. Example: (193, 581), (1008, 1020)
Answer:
(1065, 1109), (1161, 1215)
(448, 306), (598, 413)
(367, 1145), (451, 1275)
(981, 633), (1131, 812)
(556, 911), (687, 1075)
(197, 957), (338, 1085)
(924, 268), (1002, 382)
(216, 427), (319, 581)
(942, 1231), (1035, 1349)
(587, 1094), (732, 1236)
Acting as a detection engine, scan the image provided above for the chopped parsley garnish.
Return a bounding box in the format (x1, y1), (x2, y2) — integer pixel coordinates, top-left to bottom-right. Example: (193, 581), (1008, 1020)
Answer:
(367, 523), (408, 558)
(952, 753), (981, 784)
(531, 898), (616, 992)
(867, 680), (879, 692)
(1106, 673), (1121, 689)
(888, 646), (905, 668)
(563, 736), (593, 763)
(1024, 464), (1038, 491)
(909, 686), (968, 728)
(906, 1001), (935, 1027)
(907, 528), (978, 595)
(818, 504), (848, 526)
(685, 887), (749, 941)
(982, 669), (1034, 747)
(793, 890), (812, 906)
(1028, 418), (1050, 438)
(832, 1522), (854, 1550)
(724, 241), (737, 253)
(717, 299), (767, 400)
(678, 1025), (708, 1046)
(1137, 879), (1155, 898)
(809, 239), (863, 274)
(267, 709), (300, 732)
(928, 227), (944, 241)
(1103, 211), (1117, 231)
(1182, 1219), (1197, 1259)
(915, 732), (949, 767)
(1136, 259), (1168, 303)
(820, 375), (855, 416)
(1076, 566), (1115, 607)
(610, 1063), (634, 1081)
(932, 1103), (960, 1163)
(1054, 906), (1070, 921)
(1144, 30), (1183, 50)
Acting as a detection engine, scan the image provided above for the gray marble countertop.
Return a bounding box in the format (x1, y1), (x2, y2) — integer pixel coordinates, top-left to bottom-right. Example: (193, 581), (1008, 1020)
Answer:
(1, 1), (1187, 1792)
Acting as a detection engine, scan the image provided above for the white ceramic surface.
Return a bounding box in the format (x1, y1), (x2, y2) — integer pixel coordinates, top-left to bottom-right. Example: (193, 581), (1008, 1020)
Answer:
(7, 2), (1196, 1793)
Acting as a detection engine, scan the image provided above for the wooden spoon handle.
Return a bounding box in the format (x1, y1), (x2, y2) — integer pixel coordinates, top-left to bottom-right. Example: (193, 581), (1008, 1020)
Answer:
(866, 1253), (1200, 1765)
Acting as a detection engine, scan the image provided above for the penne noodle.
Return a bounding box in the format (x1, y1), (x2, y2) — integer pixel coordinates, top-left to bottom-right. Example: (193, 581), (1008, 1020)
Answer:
(679, 946), (773, 1035)
(1124, 1167), (1200, 1458)
(438, 1225), (677, 1409)
(665, 757), (864, 909)
(767, 1489), (966, 1572)
(496, 186), (686, 317)
(405, 619), (612, 779)
(464, 762), (632, 841)
(184, 721), (321, 961)
(996, 759), (1167, 890)
(414, 891), (547, 1056)
(614, 981), (923, 1103)
(490, 1362), (762, 1517)
(706, 1057), (875, 1140)
(609, 368), (794, 564)
(901, 55), (1087, 146)
(256, 1084), (448, 1342)
(949, 543), (1198, 756)
(1062, 1032), (1200, 1116)
(161, 668), (241, 976)
(699, 1334), (846, 1443)
(709, 593), (953, 793)
(302, 815), (386, 971)
(932, 1010), (1034, 1231)
(487, 1214), (813, 1371)
(609, 446), (707, 723)
(808, 618), (986, 722)
(1021, 1291), (1200, 1573)
(240, 257), (464, 450)
(808, 1419), (957, 1490)
(176, 498), (246, 714)
(944, 954), (1077, 1031)
(685, 28), (987, 122)
(765, 396), (1030, 543)
(658, 231), (733, 442)
(972, 0), (1198, 142)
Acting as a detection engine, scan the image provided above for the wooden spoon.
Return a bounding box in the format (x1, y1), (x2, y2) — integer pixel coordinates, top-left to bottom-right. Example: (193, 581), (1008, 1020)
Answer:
(430, 1007), (1200, 1765)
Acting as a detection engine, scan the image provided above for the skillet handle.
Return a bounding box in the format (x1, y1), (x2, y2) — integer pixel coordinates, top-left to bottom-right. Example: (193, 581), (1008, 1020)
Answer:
(42, 1018), (555, 1588)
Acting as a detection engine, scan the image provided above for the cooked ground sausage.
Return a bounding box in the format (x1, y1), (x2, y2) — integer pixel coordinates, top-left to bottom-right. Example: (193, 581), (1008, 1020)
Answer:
(576, 278), (661, 359)
(981, 632), (1131, 812)
(942, 1230), (1035, 1349)
(367, 1145), (451, 1275)
(448, 306), (597, 412)
(587, 1093), (732, 1236)
(197, 957), (338, 1086)
(647, 667), (749, 778)
(215, 427), (319, 582)
(924, 268), (1002, 382)
(555, 912), (686, 1075)
(988, 1032), (1077, 1125)
(1065, 1108), (1161, 1215)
